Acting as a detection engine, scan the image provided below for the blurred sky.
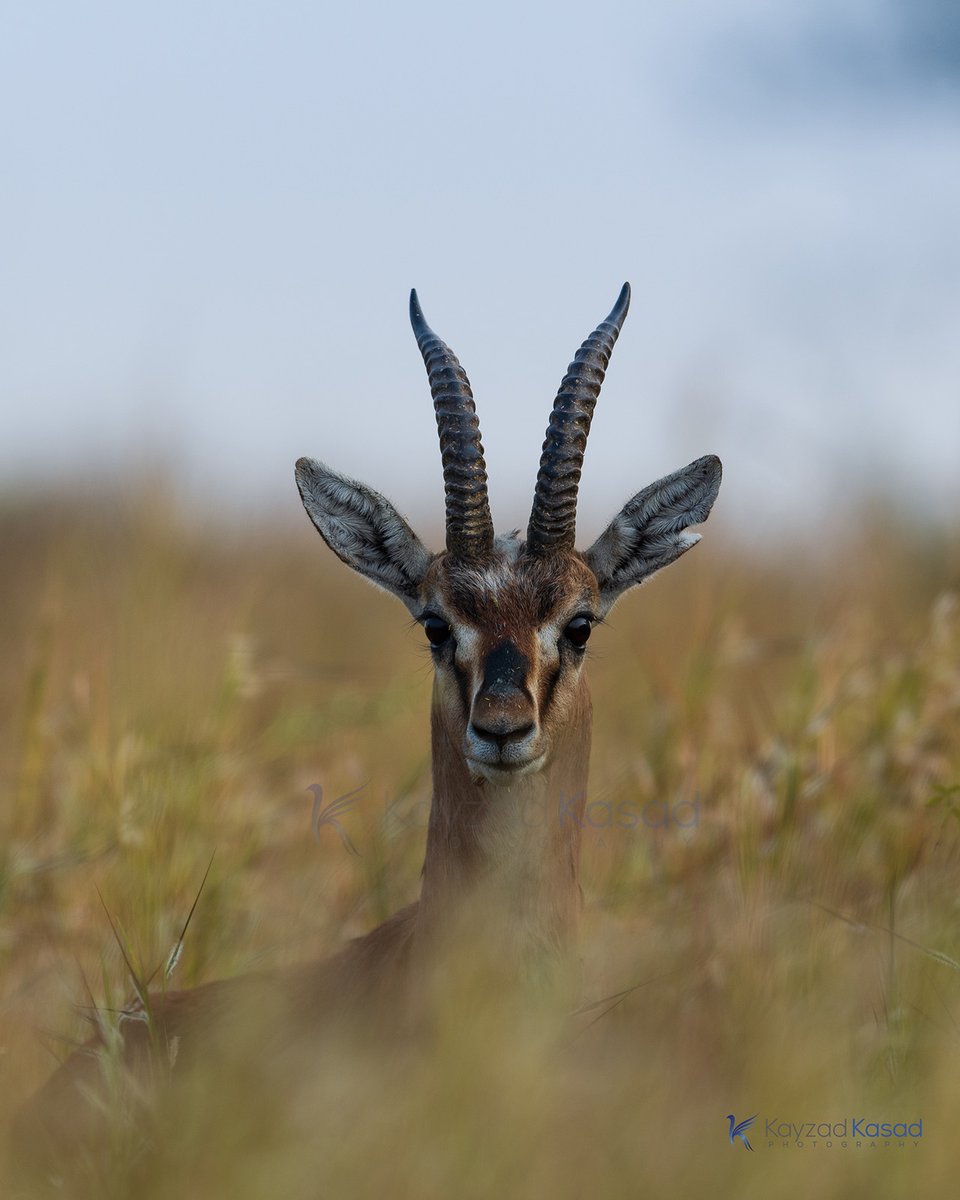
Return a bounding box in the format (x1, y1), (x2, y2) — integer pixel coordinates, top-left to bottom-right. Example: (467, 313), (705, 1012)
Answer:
(1, 0), (958, 544)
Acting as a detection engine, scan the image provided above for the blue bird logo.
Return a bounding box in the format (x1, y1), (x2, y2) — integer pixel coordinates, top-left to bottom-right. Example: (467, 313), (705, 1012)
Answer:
(726, 1113), (756, 1151)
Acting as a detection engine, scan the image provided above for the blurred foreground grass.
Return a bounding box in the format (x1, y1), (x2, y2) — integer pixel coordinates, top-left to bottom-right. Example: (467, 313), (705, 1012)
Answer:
(1, 485), (959, 1198)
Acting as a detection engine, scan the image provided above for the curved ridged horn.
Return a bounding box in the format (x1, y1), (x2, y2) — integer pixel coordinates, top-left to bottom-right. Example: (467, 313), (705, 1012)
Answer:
(410, 290), (494, 560)
(526, 283), (631, 555)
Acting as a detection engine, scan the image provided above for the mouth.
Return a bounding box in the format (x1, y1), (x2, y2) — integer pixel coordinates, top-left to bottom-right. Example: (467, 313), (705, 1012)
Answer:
(466, 755), (546, 784)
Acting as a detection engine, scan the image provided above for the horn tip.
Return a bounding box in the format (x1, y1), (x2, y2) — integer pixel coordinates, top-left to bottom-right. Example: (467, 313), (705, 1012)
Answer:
(599, 281), (631, 333)
(409, 288), (434, 344)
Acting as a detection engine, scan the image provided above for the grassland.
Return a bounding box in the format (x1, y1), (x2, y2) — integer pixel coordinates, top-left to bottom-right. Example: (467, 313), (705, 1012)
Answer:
(1, 483), (958, 1198)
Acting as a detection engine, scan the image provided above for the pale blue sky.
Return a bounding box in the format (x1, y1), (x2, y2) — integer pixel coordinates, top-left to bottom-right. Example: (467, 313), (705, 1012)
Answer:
(1, 0), (958, 541)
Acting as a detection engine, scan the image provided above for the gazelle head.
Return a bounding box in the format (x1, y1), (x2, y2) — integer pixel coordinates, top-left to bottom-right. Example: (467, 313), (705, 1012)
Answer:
(296, 284), (721, 787)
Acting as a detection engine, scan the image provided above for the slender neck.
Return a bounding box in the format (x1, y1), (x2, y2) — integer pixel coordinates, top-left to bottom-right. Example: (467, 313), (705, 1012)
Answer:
(417, 679), (591, 958)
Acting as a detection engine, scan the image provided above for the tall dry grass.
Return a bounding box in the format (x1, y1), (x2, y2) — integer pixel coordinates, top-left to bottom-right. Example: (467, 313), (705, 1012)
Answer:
(1, 485), (958, 1197)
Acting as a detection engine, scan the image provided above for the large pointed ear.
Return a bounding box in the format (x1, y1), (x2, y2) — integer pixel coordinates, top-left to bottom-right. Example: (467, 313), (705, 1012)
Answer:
(295, 458), (433, 614)
(584, 455), (722, 615)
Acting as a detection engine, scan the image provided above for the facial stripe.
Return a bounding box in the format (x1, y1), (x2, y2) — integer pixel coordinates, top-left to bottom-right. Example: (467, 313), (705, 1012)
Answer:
(539, 662), (561, 723)
(451, 659), (472, 716)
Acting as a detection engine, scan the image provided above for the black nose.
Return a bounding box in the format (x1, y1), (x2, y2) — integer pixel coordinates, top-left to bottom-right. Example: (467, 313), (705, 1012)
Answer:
(469, 720), (535, 750)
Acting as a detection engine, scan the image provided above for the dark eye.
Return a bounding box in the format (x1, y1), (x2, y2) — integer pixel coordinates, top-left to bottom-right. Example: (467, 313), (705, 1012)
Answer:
(423, 616), (452, 647)
(563, 616), (592, 649)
